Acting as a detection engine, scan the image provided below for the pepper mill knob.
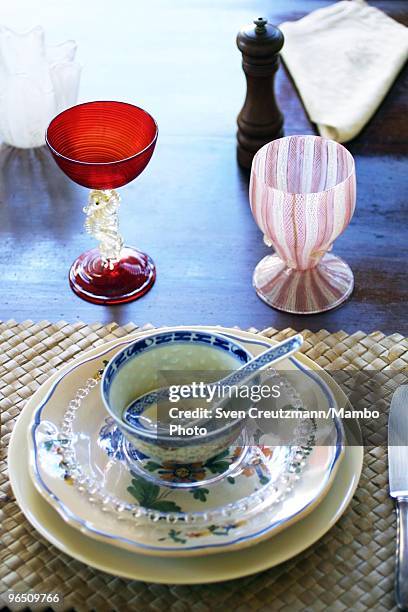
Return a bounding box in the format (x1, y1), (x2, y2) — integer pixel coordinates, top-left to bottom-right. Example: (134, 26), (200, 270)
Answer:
(253, 17), (267, 34)
(236, 17), (284, 169)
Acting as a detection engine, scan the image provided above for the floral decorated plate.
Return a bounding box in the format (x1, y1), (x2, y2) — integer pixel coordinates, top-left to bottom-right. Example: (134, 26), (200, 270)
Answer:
(27, 327), (344, 557)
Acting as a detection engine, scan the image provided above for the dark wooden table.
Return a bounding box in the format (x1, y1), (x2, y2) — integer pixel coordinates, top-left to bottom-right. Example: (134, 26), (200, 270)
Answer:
(0, 0), (406, 334)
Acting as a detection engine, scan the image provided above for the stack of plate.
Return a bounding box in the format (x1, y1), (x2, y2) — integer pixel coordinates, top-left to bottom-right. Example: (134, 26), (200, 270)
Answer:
(9, 326), (363, 584)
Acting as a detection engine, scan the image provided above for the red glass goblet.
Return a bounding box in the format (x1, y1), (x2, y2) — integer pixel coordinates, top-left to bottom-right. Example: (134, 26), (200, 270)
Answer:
(46, 101), (158, 304)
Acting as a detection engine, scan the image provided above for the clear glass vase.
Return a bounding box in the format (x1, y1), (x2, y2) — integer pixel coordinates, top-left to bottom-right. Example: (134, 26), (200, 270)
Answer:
(0, 26), (81, 148)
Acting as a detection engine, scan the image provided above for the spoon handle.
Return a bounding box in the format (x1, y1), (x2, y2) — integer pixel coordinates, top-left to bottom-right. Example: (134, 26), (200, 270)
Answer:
(215, 334), (303, 391)
(184, 334), (303, 429)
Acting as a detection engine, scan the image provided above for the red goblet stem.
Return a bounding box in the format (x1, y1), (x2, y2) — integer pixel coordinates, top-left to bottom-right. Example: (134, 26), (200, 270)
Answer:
(83, 189), (124, 268)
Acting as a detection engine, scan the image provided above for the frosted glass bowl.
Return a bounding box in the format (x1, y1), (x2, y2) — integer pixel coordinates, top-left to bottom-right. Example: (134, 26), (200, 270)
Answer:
(0, 26), (81, 148)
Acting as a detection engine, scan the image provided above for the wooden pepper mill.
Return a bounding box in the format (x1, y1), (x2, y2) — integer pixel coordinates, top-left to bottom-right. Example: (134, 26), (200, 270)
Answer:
(236, 17), (284, 169)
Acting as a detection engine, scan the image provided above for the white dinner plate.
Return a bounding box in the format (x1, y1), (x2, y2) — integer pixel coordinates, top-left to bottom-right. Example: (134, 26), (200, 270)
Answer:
(9, 326), (363, 583)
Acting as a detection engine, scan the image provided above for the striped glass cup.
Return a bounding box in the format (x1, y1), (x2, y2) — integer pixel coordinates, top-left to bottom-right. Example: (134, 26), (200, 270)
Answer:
(250, 135), (356, 314)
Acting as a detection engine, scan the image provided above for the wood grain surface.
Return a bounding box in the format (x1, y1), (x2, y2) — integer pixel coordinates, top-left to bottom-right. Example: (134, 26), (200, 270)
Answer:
(0, 0), (406, 334)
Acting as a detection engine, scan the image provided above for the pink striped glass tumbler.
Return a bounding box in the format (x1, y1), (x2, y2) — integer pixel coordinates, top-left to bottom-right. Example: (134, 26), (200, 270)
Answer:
(249, 135), (356, 314)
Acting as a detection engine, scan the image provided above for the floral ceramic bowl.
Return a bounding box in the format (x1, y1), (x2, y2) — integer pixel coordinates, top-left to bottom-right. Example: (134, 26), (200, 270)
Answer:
(101, 330), (253, 465)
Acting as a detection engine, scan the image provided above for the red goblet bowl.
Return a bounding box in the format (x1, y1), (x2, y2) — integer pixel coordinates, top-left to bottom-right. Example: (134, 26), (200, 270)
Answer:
(46, 101), (158, 305)
(46, 100), (158, 189)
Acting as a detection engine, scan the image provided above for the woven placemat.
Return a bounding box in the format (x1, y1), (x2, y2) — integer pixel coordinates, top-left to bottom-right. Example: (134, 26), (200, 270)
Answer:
(1, 320), (408, 612)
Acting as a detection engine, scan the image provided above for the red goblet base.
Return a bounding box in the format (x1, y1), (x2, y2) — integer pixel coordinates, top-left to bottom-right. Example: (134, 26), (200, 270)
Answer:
(69, 246), (156, 305)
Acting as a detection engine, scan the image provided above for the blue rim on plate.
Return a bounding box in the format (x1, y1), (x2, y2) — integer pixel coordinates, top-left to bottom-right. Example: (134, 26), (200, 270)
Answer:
(29, 330), (344, 555)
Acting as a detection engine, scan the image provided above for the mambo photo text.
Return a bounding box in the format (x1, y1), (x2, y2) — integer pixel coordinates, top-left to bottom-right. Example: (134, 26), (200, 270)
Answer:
(163, 382), (380, 436)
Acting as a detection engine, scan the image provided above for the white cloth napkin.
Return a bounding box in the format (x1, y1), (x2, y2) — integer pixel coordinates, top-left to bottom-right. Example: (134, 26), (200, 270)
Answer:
(279, 0), (408, 142)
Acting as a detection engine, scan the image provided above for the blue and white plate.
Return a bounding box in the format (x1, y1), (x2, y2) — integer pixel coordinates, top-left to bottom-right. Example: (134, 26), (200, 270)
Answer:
(28, 327), (344, 557)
